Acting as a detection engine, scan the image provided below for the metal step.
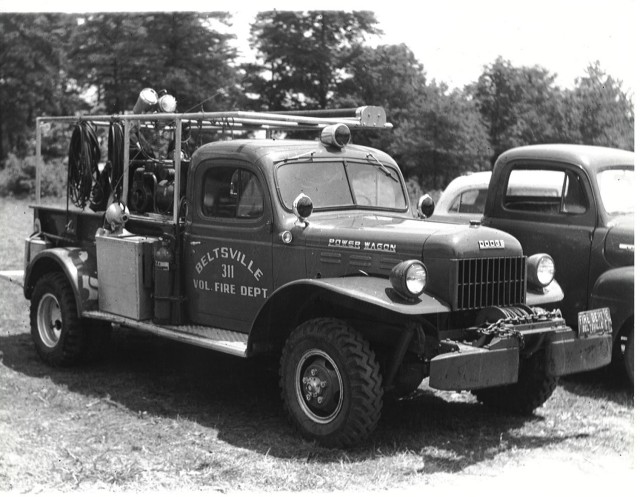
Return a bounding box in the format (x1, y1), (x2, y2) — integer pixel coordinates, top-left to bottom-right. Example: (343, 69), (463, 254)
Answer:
(0, 270), (24, 287)
(83, 310), (249, 358)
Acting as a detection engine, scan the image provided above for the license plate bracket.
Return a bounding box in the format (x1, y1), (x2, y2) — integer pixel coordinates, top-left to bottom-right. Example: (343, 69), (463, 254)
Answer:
(578, 308), (612, 337)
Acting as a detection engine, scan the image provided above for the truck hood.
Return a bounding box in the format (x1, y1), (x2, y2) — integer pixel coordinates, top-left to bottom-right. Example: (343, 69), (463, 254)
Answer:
(303, 213), (522, 276)
(604, 214), (634, 267)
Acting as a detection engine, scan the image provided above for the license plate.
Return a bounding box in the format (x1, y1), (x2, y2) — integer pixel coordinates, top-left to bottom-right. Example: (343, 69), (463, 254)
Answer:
(578, 308), (612, 337)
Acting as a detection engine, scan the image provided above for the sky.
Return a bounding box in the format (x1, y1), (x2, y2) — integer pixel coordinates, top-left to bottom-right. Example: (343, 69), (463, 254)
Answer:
(2, 0), (638, 94)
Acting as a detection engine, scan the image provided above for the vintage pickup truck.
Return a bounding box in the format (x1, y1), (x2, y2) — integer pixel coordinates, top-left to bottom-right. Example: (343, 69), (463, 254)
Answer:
(433, 144), (634, 383)
(0, 99), (617, 446)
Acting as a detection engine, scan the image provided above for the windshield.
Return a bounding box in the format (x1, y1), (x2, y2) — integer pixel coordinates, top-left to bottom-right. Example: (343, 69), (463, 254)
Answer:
(597, 167), (635, 215)
(276, 160), (407, 211)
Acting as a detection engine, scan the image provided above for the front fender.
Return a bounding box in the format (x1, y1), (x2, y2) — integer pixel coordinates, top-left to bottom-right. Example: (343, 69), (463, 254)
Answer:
(590, 266), (634, 336)
(526, 279), (564, 307)
(247, 276), (449, 356)
(24, 247), (99, 316)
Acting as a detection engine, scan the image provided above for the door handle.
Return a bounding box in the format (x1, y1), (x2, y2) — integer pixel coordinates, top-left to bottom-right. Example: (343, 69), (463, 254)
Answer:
(190, 241), (202, 246)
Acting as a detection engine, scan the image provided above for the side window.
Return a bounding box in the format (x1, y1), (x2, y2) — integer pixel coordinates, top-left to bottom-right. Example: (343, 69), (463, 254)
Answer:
(202, 167), (264, 219)
(459, 189), (487, 214)
(561, 171), (588, 214)
(447, 194), (461, 213)
(504, 168), (586, 215)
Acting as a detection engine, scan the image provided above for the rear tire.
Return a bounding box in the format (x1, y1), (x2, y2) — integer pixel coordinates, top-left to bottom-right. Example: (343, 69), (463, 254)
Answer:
(30, 272), (109, 366)
(280, 318), (383, 447)
(473, 350), (557, 415)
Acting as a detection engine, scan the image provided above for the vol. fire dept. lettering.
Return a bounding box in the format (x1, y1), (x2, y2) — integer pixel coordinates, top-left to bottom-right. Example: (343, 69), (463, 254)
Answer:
(192, 279), (268, 298)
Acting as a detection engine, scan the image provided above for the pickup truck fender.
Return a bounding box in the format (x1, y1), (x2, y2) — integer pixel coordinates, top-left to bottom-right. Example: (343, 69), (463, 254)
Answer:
(590, 266), (634, 337)
(248, 276), (449, 352)
(23, 247), (99, 316)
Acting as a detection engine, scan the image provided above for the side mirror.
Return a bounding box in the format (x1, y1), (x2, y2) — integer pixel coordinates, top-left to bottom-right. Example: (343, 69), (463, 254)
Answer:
(417, 194), (435, 219)
(293, 193), (313, 225)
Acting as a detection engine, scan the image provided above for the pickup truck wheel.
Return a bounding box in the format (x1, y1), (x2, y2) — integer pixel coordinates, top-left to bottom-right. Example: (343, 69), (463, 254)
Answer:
(280, 318), (383, 447)
(30, 272), (87, 367)
(624, 328), (634, 385)
(472, 350), (557, 415)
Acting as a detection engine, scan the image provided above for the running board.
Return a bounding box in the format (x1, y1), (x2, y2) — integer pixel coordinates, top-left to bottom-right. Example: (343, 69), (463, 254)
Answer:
(0, 270), (24, 287)
(83, 310), (249, 358)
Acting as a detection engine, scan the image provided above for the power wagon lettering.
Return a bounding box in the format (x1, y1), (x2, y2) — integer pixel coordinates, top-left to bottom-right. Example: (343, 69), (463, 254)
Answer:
(328, 238), (397, 253)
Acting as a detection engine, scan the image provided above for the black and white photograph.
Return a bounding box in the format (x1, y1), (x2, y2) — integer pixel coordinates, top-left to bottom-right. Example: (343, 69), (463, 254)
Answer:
(0, 0), (635, 494)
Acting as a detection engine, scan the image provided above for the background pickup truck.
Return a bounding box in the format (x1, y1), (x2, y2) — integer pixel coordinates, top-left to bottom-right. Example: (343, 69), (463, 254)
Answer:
(432, 144), (634, 383)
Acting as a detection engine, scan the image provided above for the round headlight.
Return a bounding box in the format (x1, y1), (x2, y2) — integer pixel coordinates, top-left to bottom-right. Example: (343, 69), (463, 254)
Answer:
(527, 253), (555, 288)
(390, 260), (428, 300)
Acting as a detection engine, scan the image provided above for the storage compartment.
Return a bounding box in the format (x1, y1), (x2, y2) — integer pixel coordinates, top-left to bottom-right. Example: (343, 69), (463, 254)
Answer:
(96, 235), (157, 320)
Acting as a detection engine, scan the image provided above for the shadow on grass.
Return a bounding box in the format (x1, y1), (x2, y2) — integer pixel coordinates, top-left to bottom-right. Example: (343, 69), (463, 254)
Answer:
(559, 365), (633, 405)
(0, 327), (614, 474)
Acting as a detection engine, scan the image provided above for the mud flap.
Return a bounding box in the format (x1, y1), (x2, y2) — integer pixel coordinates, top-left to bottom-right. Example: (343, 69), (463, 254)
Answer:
(546, 334), (613, 376)
(429, 346), (519, 391)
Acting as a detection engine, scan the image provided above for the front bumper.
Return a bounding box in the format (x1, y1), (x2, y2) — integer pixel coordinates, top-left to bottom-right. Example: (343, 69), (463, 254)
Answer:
(428, 321), (612, 391)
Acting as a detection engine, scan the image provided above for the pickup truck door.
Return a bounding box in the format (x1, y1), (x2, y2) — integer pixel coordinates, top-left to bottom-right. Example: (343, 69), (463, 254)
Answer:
(184, 159), (273, 332)
(484, 162), (597, 328)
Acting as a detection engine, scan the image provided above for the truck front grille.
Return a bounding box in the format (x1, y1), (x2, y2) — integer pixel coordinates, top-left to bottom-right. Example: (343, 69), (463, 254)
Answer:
(454, 256), (526, 310)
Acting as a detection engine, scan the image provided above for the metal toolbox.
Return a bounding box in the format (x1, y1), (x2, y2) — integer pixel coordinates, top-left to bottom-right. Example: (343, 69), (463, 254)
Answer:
(96, 235), (156, 320)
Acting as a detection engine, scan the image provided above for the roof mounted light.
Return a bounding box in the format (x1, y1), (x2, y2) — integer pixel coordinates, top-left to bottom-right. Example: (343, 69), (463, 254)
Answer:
(321, 123), (351, 149)
(157, 91), (177, 113)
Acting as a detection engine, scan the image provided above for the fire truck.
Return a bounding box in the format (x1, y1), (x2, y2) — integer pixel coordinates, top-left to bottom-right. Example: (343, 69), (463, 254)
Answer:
(0, 90), (613, 447)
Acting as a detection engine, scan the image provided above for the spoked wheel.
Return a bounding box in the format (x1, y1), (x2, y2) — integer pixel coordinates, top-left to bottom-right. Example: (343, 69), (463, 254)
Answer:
(30, 272), (109, 366)
(280, 318), (383, 447)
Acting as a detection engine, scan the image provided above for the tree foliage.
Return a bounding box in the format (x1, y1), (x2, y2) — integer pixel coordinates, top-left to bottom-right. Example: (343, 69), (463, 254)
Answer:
(0, 14), (81, 158)
(244, 11), (381, 110)
(391, 83), (492, 189)
(470, 57), (568, 161)
(69, 13), (242, 114)
(567, 62), (634, 149)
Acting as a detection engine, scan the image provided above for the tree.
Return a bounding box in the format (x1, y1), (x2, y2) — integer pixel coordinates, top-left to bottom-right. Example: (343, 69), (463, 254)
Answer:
(567, 62), (634, 149)
(244, 11), (381, 110)
(390, 83), (492, 189)
(470, 57), (566, 161)
(0, 14), (80, 159)
(335, 43), (427, 151)
(69, 13), (242, 114)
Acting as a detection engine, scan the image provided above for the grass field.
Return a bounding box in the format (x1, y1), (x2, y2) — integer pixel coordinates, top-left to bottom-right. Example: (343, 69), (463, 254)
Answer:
(0, 196), (635, 494)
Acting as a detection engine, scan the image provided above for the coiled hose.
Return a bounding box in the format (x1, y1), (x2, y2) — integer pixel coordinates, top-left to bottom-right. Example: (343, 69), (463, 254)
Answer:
(67, 121), (100, 209)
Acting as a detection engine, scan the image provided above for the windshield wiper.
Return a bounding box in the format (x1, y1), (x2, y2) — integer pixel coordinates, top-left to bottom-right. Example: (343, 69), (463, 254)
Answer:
(365, 153), (398, 182)
(285, 150), (316, 162)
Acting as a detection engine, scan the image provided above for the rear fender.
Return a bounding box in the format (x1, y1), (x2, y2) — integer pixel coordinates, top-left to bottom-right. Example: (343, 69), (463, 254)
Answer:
(24, 247), (99, 316)
(248, 276), (449, 354)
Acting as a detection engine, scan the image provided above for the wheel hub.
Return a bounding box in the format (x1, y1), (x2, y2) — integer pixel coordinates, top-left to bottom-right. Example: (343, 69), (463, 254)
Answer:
(302, 362), (333, 408)
(295, 350), (343, 424)
(38, 293), (63, 348)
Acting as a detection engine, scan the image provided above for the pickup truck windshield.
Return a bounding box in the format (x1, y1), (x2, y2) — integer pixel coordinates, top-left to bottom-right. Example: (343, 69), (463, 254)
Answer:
(277, 160), (407, 211)
(597, 167), (635, 215)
